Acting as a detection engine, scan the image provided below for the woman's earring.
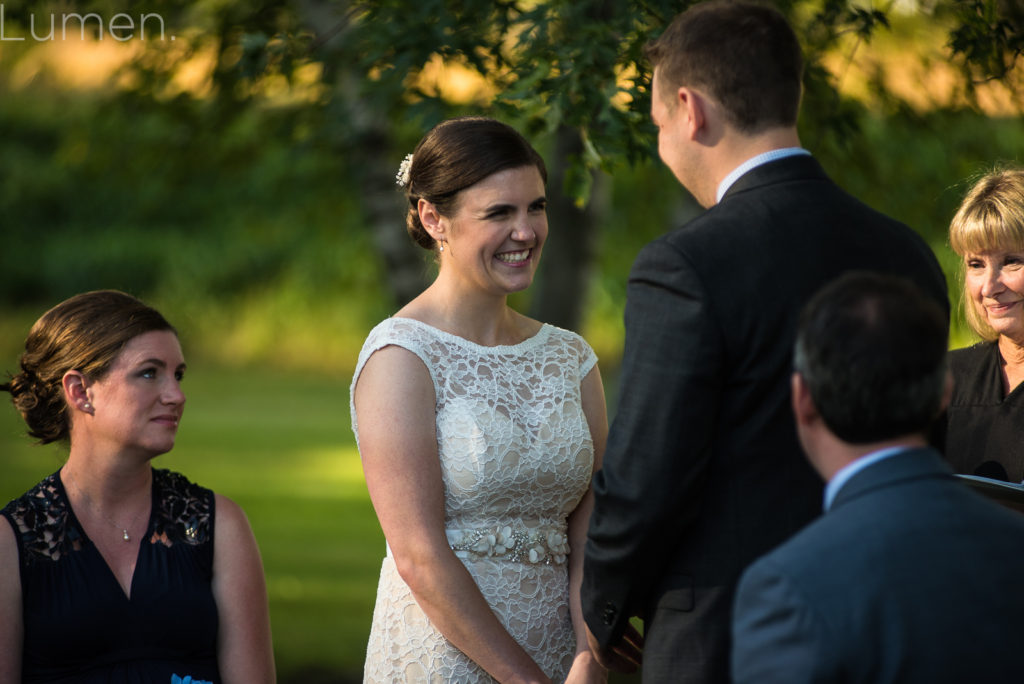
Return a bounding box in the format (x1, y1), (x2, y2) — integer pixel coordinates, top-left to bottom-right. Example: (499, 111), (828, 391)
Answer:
(83, 403), (92, 411)
(439, 242), (445, 253)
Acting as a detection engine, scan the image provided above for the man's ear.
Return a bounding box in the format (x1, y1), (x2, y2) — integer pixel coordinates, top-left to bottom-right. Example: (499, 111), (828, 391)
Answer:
(791, 371), (818, 427)
(677, 86), (706, 140)
(62, 370), (93, 415)
(418, 198), (447, 244)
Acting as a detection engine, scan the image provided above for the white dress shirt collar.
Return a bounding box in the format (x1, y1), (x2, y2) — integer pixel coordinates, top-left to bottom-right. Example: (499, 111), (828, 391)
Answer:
(715, 147), (810, 204)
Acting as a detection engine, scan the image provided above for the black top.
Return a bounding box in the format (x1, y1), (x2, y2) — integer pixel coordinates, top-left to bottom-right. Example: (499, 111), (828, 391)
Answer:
(934, 342), (1024, 483)
(1, 468), (221, 684)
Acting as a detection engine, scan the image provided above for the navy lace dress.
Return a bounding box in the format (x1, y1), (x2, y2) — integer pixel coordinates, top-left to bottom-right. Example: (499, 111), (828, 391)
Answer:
(1, 468), (221, 684)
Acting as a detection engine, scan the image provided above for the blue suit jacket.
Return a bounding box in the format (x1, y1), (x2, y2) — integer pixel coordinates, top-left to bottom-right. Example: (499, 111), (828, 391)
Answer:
(732, 447), (1024, 683)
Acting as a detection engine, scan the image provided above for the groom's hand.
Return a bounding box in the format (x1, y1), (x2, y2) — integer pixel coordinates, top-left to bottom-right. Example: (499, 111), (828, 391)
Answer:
(586, 622), (644, 674)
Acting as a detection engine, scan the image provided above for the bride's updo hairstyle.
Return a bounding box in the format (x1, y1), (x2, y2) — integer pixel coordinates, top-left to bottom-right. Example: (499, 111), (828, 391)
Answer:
(402, 117), (547, 250)
(1, 290), (176, 444)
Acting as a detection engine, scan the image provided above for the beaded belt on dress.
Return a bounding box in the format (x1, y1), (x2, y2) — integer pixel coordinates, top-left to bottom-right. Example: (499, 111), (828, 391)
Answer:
(447, 521), (570, 565)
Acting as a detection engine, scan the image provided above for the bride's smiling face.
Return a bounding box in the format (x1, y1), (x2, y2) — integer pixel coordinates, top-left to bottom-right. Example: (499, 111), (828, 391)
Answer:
(439, 165), (548, 296)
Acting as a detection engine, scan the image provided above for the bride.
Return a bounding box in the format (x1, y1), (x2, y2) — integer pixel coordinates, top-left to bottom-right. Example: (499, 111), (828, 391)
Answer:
(350, 117), (608, 683)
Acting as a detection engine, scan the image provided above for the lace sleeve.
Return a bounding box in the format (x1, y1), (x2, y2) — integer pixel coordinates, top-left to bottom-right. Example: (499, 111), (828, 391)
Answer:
(578, 337), (598, 378)
(553, 326), (598, 380)
(349, 319), (439, 448)
(1, 473), (76, 567)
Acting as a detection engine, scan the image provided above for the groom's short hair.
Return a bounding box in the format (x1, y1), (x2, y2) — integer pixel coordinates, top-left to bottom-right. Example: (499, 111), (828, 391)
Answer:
(645, 0), (803, 133)
(794, 272), (948, 444)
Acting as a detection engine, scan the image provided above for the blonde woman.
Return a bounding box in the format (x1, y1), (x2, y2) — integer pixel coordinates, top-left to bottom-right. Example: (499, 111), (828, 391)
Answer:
(936, 167), (1024, 482)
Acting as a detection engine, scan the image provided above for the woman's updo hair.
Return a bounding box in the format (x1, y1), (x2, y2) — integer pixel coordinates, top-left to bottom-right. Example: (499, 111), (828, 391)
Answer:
(402, 117), (547, 250)
(949, 167), (1024, 341)
(1, 290), (176, 444)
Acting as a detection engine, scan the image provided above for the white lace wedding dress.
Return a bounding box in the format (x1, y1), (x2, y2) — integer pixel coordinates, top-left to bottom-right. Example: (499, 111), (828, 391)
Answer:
(351, 317), (597, 683)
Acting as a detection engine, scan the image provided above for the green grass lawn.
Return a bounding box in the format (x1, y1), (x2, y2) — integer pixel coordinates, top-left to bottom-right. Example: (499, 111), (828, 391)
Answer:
(0, 362), (380, 682)
(0, 359), (650, 683)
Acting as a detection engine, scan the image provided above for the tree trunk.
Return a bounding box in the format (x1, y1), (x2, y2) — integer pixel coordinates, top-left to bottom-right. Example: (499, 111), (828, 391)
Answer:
(529, 125), (606, 332)
(299, 0), (430, 308)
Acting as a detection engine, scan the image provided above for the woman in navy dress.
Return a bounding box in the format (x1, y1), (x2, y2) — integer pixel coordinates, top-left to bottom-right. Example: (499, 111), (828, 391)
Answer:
(0, 290), (275, 683)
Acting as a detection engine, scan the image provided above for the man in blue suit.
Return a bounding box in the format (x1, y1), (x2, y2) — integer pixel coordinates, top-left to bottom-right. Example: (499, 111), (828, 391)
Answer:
(732, 272), (1024, 683)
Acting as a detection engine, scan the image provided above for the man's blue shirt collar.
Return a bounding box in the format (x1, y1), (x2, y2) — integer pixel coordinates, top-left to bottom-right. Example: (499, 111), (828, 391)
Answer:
(824, 446), (913, 511)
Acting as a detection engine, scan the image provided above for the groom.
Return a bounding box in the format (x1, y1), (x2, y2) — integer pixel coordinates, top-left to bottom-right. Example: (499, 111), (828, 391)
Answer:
(580, 2), (949, 682)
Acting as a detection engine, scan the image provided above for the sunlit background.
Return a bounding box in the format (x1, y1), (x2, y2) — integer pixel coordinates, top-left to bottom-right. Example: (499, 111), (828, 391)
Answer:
(1, 1), (1022, 681)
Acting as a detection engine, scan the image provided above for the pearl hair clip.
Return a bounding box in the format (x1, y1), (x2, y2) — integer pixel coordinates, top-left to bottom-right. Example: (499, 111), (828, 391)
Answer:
(395, 153), (413, 188)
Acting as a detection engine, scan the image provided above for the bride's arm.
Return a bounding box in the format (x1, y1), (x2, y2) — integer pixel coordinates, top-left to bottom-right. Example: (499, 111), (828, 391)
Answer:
(571, 368), (644, 677)
(564, 367), (609, 683)
(354, 345), (550, 684)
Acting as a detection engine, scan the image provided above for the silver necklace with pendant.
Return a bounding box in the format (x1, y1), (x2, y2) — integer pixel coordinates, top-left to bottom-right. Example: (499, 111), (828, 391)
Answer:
(65, 468), (145, 543)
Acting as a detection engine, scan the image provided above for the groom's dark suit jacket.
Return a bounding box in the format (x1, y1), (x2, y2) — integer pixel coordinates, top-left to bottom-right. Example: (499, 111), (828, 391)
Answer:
(732, 448), (1024, 683)
(581, 155), (949, 682)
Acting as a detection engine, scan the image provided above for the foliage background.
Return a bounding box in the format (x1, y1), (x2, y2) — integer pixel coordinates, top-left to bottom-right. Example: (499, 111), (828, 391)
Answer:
(0, 0), (1022, 681)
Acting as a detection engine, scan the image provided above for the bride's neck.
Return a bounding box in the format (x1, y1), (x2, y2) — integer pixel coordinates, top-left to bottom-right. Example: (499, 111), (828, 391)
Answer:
(401, 281), (528, 346)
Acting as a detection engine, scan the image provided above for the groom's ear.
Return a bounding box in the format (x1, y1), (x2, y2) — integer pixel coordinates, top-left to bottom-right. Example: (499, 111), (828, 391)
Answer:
(790, 372), (818, 427)
(677, 86), (706, 140)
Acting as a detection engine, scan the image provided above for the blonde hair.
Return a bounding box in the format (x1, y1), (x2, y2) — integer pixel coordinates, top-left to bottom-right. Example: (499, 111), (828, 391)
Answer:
(949, 167), (1024, 341)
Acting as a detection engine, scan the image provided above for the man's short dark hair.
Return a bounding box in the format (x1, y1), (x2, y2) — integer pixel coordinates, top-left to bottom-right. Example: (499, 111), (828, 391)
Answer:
(645, 0), (803, 133)
(794, 272), (949, 444)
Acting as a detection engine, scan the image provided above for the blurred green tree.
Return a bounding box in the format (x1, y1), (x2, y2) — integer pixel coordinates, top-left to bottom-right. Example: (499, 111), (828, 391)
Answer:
(147, 0), (1023, 329)
(1, 0), (1021, 332)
